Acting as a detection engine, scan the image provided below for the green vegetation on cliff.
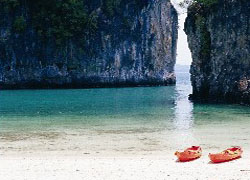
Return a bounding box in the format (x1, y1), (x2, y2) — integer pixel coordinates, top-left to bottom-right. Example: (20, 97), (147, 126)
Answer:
(0, 0), (148, 46)
(13, 16), (26, 33)
(194, 0), (217, 6)
(29, 0), (94, 46)
(103, 0), (148, 17)
(181, 0), (218, 61)
(195, 16), (211, 62)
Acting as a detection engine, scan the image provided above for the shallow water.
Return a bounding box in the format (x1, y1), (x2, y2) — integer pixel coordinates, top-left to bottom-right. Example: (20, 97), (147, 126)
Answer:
(0, 72), (250, 156)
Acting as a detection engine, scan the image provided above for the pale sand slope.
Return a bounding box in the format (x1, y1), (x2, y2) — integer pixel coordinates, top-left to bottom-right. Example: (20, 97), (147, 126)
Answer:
(1, 125), (250, 180)
(1, 153), (250, 180)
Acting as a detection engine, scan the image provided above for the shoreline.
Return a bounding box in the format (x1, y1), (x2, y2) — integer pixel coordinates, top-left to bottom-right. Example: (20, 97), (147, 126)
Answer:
(0, 79), (176, 91)
(2, 128), (249, 180)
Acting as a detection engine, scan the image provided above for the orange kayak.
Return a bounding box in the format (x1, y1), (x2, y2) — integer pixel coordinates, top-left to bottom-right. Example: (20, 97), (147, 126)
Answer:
(209, 147), (243, 163)
(175, 146), (202, 162)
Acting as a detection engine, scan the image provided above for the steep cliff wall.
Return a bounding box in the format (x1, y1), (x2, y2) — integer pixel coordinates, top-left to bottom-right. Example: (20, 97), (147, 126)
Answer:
(185, 0), (250, 104)
(0, 0), (178, 89)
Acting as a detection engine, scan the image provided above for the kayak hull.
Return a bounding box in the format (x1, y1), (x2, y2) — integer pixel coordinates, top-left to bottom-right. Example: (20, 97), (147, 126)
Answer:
(175, 152), (201, 162)
(209, 147), (243, 163)
(175, 146), (202, 162)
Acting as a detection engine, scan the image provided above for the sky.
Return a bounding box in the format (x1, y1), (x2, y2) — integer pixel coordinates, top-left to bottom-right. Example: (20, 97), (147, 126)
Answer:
(171, 0), (192, 65)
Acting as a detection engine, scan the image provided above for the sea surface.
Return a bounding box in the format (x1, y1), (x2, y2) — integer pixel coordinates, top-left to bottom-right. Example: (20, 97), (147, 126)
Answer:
(0, 70), (250, 156)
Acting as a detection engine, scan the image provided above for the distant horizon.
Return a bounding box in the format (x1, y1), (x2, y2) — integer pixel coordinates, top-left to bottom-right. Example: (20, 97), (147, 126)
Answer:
(175, 64), (190, 67)
(175, 64), (190, 73)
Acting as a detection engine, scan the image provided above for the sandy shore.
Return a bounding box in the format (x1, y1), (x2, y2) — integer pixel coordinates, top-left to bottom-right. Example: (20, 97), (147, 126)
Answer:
(1, 80), (250, 179)
(1, 152), (250, 180)
(1, 127), (250, 180)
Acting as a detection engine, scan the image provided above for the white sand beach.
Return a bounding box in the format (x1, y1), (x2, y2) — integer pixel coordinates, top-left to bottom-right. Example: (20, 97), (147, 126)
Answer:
(1, 128), (250, 180)
(1, 153), (250, 180)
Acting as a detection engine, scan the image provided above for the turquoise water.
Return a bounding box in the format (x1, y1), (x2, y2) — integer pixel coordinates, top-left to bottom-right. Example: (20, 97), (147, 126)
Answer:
(1, 72), (250, 155)
(0, 86), (177, 131)
(0, 72), (250, 132)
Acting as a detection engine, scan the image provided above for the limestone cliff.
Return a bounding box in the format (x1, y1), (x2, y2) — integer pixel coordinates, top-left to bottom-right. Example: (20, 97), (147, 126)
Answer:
(0, 0), (178, 89)
(185, 0), (250, 104)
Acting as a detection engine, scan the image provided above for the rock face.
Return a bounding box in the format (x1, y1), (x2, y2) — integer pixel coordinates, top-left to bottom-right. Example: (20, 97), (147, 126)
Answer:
(185, 0), (250, 104)
(0, 0), (178, 89)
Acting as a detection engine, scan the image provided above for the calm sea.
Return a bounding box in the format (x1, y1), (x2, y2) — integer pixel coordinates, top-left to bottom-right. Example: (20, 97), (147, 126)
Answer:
(0, 70), (250, 155)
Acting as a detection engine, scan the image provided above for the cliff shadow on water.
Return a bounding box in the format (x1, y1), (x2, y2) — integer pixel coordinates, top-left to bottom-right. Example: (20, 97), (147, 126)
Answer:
(0, 0), (178, 89)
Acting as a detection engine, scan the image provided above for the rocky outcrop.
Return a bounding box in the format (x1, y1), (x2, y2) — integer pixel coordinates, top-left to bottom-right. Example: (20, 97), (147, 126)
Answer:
(185, 0), (250, 104)
(0, 0), (178, 89)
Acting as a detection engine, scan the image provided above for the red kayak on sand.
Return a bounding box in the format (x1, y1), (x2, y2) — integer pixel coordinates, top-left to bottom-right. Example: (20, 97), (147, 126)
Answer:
(209, 147), (243, 163)
(175, 146), (202, 162)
